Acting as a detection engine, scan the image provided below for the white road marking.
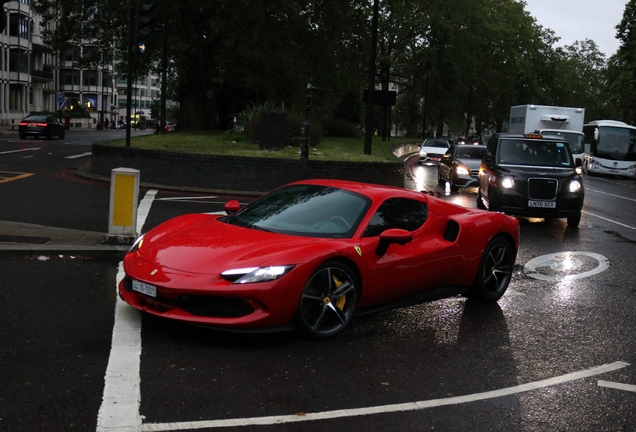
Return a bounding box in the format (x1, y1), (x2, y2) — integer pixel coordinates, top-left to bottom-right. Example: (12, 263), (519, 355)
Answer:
(137, 189), (158, 234)
(96, 264), (143, 432)
(156, 196), (218, 201)
(598, 380), (636, 393)
(582, 210), (636, 230)
(0, 147), (40, 154)
(524, 251), (609, 282)
(97, 189), (157, 432)
(65, 152), (92, 159)
(587, 187), (636, 203)
(140, 362), (630, 431)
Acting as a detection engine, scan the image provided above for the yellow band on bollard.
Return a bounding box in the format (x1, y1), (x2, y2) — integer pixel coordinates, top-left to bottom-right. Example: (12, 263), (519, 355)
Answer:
(112, 173), (135, 227)
(108, 168), (140, 242)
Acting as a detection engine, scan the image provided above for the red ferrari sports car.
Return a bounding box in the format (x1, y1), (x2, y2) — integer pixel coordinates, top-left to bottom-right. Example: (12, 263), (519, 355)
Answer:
(119, 179), (520, 338)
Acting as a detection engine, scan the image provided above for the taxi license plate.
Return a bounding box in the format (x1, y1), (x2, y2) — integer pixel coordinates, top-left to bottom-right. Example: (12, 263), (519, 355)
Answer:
(528, 200), (556, 208)
(132, 279), (157, 297)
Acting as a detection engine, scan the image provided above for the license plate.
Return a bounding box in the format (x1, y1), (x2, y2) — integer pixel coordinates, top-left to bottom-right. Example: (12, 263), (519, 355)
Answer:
(132, 279), (157, 297)
(28, 123), (36, 127)
(608, 169), (619, 174)
(431, 157), (441, 162)
(528, 200), (556, 208)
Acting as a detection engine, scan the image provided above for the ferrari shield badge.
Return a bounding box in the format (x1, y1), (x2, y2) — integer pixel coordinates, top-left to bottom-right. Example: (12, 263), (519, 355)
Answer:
(354, 246), (362, 256)
(150, 269), (158, 276)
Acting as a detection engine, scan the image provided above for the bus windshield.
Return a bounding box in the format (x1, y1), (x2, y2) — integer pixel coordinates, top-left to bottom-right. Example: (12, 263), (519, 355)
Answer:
(587, 126), (636, 161)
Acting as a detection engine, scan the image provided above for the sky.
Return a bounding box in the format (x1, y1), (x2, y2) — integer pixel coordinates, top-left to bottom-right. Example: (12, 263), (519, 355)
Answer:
(523, 0), (627, 57)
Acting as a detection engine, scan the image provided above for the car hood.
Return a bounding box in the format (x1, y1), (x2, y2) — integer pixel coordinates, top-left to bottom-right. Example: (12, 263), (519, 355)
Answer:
(421, 146), (448, 153)
(498, 165), (579, 178)
(137, 214), (321, 273)
(455, 157), (482, 169)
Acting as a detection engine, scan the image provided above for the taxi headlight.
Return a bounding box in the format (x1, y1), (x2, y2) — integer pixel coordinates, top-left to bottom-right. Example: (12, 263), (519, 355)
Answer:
(569, 180), (582, 193)
(501, 176), (515, 189)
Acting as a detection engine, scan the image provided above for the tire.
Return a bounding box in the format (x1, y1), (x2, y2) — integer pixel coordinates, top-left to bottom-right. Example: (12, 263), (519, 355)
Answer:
(59, 129), (65, 139)
(449, 176), (459, 192)
(468, 237), (515, 302)
(476, 190), (486, 210)
(437, 169), (445, 186)
(296, 261), (359, 339)
(567, 212), (581, 228)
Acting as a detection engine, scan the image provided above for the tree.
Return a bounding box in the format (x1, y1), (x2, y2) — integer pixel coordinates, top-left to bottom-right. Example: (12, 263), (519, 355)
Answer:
(607, 0), (636, 123)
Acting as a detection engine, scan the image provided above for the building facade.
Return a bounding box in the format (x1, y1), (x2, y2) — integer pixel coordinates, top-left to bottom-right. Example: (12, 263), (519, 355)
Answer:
(0, 0), (164, 128)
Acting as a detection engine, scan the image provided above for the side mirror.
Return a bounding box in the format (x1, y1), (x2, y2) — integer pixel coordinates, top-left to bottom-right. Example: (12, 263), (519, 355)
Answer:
(593, 128), (599, 141)
(224, 200), (240, 215)
(575, 157), (582, 167)
(375, 228), (413, 256)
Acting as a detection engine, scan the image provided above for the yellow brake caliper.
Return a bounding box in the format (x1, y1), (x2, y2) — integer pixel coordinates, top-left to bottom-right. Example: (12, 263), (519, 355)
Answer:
(332, 275), (346, 310)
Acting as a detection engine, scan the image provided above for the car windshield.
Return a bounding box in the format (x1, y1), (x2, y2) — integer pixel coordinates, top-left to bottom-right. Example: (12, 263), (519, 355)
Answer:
(454, 146), (485, 159)
(423, 140), (449, 148)
(497, 139), (572, 167)
(224, 184), (372, 238)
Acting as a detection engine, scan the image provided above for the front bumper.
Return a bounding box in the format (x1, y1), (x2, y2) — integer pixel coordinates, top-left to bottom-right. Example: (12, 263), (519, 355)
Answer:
(490, 190), (583, 219)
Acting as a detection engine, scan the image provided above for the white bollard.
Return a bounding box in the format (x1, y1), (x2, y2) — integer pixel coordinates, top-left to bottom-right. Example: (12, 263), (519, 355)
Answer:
(107, 168), (140, 243)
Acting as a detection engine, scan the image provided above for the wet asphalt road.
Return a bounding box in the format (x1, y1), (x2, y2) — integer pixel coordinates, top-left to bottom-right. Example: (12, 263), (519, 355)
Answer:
(1, 136), (636, 431)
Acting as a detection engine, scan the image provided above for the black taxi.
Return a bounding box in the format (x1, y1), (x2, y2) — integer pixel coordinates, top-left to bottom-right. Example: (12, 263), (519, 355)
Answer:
(477, 133), (584, 227)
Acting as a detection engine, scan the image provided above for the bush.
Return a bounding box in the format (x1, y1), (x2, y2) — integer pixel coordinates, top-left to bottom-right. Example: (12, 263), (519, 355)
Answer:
(322, 118), (362, 138)
(235, 101), (322, 147)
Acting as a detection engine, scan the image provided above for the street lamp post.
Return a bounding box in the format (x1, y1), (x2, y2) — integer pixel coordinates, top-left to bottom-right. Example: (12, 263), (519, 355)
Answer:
(364, 0), (379, 155)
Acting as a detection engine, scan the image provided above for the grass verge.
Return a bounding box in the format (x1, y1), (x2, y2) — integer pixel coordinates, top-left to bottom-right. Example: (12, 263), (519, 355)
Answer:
(107, 131), (420, 163)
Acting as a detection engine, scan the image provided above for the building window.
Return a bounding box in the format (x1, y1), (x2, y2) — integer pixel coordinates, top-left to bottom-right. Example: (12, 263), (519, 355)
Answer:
(83, 70), (98, 86)
(9, 49), (29, 73)
(9, 84), (23, 110)
(61, 69), (80, 86)
(9, 15), (30, 39)
(63, 47), (81, 62)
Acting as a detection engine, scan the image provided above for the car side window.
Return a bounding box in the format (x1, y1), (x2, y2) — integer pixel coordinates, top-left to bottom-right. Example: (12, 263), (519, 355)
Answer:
(362, 198), (428, 237)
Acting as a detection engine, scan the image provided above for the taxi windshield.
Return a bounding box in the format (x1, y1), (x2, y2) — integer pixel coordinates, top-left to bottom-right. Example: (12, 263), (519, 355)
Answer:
(497, 139), (572, 167)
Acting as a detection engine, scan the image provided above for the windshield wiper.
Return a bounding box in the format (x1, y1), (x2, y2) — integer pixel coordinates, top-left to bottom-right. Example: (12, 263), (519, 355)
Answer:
(248, 223), (273, 233)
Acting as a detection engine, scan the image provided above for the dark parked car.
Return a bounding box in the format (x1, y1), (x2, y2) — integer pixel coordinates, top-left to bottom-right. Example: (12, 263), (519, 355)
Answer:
(18, 114), (65, 139)
(477, 133), (584, 227)
(438, 144), (487, 191)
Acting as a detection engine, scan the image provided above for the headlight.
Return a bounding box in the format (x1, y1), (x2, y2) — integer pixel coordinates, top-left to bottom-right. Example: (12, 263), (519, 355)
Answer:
(455, 165), (469, 176)
(419, 148), (427, 156)
(569, 180), (582, 193)
(128, 234), (145, 254)
(501, 176), (515, 189)
(222, 265), (295, 284)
